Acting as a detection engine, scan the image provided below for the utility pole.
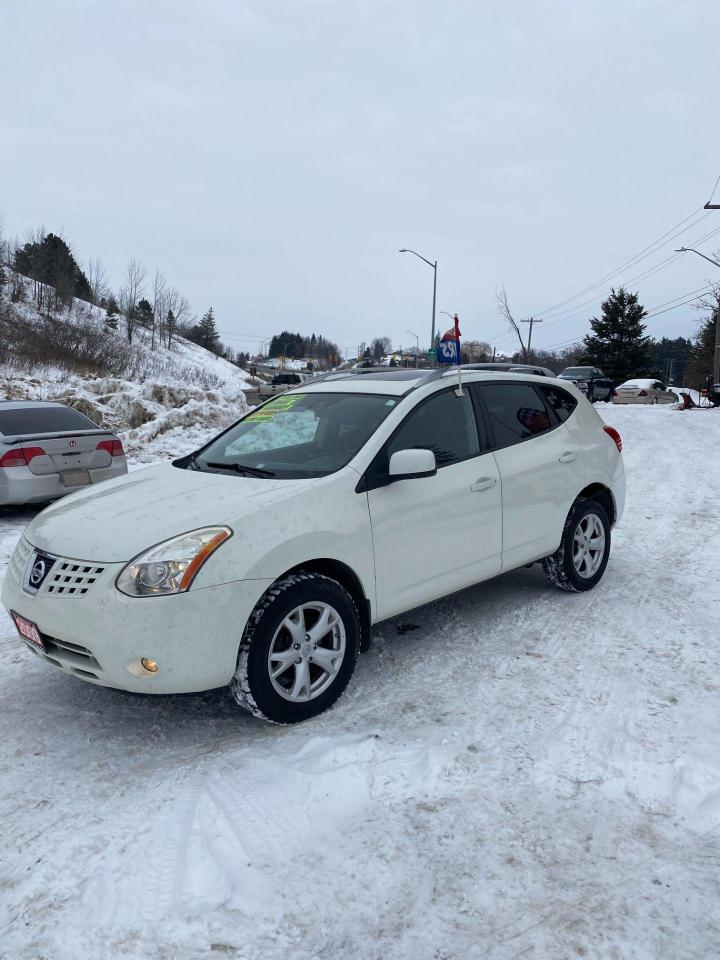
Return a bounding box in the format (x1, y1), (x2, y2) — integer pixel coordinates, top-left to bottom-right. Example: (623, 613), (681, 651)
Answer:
(521, 316), (543, 359)
(676, 246), (720, 388)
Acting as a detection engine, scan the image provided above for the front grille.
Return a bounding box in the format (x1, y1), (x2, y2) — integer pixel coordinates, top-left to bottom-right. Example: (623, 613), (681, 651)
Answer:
(41, 560), (106, 596)
(18, 541), (106, 597)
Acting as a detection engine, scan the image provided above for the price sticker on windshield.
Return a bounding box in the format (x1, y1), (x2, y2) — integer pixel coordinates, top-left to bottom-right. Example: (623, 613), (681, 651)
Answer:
(245, 394), (302, 423)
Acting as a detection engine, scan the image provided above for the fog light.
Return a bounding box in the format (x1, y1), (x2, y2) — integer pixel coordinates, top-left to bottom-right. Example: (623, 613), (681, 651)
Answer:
(141, 657), (159, 673)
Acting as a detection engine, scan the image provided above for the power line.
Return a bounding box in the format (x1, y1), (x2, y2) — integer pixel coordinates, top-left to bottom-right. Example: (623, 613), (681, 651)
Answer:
(536, 207), (709, 318)
(508, 222), (720, 338)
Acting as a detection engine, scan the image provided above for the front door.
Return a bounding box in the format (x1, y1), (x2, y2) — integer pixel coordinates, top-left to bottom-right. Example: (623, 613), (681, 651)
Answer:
(365, 387), (502, 621)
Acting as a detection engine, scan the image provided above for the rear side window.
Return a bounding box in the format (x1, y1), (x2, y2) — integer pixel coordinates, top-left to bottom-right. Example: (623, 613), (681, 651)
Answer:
(386, 388), (480, 467)
(0, 405), (98, 436)
(538, 385), (577, 423)
(478, 383), (552, 449)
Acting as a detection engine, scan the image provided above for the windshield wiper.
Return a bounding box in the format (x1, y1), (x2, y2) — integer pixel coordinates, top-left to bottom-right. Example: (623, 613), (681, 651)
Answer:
(205, 461), (276, 478)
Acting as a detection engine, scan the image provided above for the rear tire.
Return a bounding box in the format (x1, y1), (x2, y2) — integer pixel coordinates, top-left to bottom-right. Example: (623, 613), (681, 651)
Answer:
(542, 499), (611, 592)
(230, 572), (361, 723)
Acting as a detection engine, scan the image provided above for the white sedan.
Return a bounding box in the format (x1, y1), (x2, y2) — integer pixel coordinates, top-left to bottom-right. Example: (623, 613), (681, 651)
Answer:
(3, 369), (625, 724)
(612, 379), (678, 404)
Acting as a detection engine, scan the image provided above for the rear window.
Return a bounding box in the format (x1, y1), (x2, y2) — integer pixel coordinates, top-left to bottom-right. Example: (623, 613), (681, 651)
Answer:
(538, 385), (577, 423)
(478, 383), (552, 449)
(0, 405), (98, 436)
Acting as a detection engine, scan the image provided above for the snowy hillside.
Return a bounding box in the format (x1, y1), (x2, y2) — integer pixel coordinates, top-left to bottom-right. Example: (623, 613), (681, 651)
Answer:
(0, 270), (255, 460)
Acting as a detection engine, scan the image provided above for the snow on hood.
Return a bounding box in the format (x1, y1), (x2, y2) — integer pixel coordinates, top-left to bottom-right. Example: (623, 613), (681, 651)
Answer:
(24, 462), (316, 562)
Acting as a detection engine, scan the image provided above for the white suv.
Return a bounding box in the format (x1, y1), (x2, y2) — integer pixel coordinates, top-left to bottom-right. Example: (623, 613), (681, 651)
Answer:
(2, 369), (624, 724)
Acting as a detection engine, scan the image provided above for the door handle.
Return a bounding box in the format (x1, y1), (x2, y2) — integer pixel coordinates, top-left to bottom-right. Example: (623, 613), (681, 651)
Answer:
(471, 477), (497, 492)
(559, 451), (578, 463)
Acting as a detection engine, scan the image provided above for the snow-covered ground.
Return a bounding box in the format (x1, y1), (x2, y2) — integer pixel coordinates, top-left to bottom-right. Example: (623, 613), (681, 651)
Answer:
(0, 404), (719, 960)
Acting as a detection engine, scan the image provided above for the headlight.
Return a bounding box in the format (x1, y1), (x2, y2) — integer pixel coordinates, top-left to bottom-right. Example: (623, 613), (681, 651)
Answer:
(116, 526), (232, 597)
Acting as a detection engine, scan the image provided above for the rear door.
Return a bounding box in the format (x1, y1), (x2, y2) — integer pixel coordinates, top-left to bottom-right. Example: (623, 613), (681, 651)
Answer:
(473, 381), (584, 570)
(365, 386), (502, 620)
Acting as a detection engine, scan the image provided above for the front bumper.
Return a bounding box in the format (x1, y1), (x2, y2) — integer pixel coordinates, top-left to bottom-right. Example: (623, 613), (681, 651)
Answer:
(2, 538), (272, 694)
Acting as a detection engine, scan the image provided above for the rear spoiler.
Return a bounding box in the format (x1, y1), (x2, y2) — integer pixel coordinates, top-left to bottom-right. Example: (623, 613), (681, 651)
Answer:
(1, 429), (113, 443)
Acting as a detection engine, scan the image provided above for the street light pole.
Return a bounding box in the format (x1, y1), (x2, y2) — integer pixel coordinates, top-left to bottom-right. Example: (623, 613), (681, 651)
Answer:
(406, 330), (419, 367)
(399, 248), (437, 360)
(676, 246), (720, 390)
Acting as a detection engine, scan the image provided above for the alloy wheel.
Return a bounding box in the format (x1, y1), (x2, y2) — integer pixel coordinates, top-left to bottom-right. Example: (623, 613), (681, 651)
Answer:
(572, 513), (606, 579)
(267, 602), (346, 702)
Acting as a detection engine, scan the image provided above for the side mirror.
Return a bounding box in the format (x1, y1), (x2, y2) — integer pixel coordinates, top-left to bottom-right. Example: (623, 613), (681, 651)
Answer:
(388, 448), (437, 480)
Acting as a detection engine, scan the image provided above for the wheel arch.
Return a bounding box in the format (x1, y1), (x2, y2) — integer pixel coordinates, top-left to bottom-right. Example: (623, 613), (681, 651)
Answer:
(275, 558), (373, 652)
(576, 482), (616, 526)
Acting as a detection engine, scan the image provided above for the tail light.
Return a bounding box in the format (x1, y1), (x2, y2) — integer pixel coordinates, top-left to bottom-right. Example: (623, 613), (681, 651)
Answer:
(96, 439), (125, 457)
(0, 446), (47, 468)
(603, 425), (622, 453)
(637, 389), (647, 397)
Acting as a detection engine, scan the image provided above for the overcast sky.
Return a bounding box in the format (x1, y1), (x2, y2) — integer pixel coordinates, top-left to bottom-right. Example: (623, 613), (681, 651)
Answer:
(2, 0), (719, 358)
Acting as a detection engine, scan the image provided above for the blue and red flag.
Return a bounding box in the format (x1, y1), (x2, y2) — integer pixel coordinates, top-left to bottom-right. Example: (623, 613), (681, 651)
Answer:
(437, 314), (461, 365)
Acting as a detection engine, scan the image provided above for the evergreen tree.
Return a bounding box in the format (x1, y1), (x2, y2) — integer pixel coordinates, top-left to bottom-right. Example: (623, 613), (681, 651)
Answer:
(105, 296), (120, 331)
(647, 335), (692, 384)
(582, 287), (652, 382)
(685, 295), (719, 386)
(135, 298), (154, 329)
(0, 264), (6, 291)
(14, 232), (92, 305)
(197, 307), (220, 352)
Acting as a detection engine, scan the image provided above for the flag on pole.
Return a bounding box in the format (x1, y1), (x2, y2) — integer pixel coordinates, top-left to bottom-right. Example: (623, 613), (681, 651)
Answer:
(437, 314), (463, 394)
(437, 314), (461, 364)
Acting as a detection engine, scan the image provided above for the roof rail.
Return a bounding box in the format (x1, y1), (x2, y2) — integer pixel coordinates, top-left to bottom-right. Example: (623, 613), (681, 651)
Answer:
(302, 365), (432, 386)
(402, 367), (453, 395)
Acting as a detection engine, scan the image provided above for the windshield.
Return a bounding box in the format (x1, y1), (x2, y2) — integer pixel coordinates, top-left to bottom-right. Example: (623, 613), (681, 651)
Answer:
(560, 367), (594, 378)
(194, 391), (399, 478)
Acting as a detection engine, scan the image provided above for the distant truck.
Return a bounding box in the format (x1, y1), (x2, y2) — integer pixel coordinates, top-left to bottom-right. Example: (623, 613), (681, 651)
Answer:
(558, 366), (614, 402)
(258, 372), (309, 397)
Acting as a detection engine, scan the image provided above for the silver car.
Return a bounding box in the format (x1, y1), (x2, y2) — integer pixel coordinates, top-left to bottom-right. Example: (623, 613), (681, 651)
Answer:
(612, 379), (678, 405)
(0, 401), (128, 506)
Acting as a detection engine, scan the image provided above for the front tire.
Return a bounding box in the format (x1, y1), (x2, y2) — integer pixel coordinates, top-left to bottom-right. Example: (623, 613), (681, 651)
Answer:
(542, 499), (611, 592)
(230, 572), (360, 723)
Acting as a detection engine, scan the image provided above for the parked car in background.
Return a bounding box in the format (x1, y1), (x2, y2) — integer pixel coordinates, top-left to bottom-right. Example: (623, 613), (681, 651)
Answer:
(558, 366), (614, 402)
(258, 372), (309, 397)
(462, 362), (556, 377)
(612, 379), (678, 404)
(0, 401), (127, 506)
(3, 369), (624, 724)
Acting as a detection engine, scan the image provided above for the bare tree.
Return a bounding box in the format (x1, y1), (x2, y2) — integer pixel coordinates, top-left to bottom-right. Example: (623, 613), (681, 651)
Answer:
(161, 286), (190, 348)
(496, 284), (527, 360)
(120, 258), (146, 344)
(150, 270), (166, 350)
(86, 258), (109, 306)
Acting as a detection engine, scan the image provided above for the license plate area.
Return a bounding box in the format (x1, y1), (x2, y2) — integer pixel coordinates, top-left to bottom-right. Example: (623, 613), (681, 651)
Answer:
(61, 468), (92, 487)
(11, 611), (46, 653)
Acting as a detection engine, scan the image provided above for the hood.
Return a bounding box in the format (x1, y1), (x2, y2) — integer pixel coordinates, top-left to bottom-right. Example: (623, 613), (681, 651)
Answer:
(25, 462), (318, 562)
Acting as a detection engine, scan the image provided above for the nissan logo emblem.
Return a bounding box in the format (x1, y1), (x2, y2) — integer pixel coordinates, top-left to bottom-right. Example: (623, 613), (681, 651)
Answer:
(30, 559), (46, 586)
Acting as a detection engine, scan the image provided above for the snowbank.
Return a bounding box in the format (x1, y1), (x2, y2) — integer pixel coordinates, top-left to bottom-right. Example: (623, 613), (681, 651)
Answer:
(0, 402), (719, 958)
